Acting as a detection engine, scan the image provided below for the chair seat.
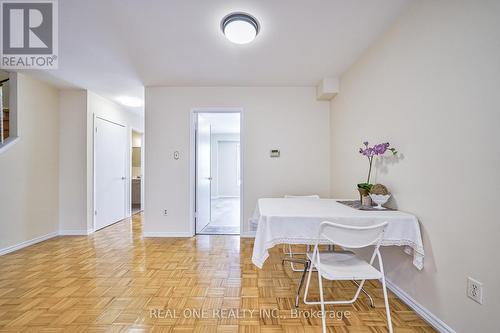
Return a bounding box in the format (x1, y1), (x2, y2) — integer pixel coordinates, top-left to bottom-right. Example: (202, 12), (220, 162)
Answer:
(306, 252), (382, 280)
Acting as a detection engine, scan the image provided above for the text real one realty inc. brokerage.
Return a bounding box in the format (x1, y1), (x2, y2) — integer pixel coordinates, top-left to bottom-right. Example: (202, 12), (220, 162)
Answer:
(150, 308), (352, 320)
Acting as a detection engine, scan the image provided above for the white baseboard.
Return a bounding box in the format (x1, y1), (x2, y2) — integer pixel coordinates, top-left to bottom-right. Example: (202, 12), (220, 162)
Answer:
(59, 229), (93, 236)
(386, 279), (456, 333)
(143, 231), (194, 237)
(240, 231), (256, 238)
(0, 231), (58, 256)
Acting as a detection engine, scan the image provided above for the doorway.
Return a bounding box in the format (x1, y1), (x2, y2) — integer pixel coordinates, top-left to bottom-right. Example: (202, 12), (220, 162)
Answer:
(131, 130), (144, 215)
(194, 111), (241, 235)
(94, 117), (127, 231)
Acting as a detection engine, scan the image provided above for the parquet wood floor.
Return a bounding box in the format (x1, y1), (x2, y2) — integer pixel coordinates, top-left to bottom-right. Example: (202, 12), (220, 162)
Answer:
(0, 213), (435, 332)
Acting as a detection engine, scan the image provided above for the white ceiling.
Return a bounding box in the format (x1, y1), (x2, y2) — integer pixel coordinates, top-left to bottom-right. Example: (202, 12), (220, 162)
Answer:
(200, 113), (240, 134)
(25, 0), (411, 113)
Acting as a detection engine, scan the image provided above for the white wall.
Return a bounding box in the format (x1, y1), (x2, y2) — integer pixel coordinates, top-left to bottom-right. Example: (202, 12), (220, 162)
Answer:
(58, 90), (144, 233)
(132, 131), (142, 147)
(329, 1), (500, 331)
(59, 90), (88, 233)
(0, 73), (59, 251)
(145, 87), (330, 236)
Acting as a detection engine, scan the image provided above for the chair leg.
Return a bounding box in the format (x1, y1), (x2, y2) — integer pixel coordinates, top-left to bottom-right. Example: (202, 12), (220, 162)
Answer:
(381, 276), (393, 333)
(352, 280), (374, 308)
(317, 270), (327, 333)
(295, 260), (309, 307)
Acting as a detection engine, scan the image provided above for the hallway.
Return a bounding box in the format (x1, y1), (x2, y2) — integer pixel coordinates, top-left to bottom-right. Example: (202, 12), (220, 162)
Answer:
(199, 198), (240, 235)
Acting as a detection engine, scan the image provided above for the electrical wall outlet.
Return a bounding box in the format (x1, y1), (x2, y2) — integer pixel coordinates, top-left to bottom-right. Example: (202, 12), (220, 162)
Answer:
(163, 209), (168, 216)
(467, 277), (483, 304)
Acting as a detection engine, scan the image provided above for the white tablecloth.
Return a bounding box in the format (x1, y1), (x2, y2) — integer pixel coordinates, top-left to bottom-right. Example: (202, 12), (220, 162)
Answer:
(251, 198), (425, 270)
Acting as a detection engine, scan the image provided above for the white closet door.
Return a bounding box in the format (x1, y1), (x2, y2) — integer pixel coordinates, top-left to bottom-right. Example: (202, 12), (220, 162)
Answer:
(95, 117), (127, 230)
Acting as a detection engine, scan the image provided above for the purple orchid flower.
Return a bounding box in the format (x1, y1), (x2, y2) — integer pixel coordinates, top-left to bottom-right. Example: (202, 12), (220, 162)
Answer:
(359, 141), (398, 184)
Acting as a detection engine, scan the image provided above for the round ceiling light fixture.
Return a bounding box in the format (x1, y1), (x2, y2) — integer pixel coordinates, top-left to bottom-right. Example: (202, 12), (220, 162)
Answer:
(221, 12), (260, 44)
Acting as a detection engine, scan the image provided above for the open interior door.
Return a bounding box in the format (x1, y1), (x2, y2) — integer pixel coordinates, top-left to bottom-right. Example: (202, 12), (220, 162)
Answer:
(196, 115), (211, 233)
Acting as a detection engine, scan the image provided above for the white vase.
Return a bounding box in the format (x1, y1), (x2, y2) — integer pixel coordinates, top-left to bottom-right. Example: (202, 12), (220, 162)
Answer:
(369, 194), (391, 209)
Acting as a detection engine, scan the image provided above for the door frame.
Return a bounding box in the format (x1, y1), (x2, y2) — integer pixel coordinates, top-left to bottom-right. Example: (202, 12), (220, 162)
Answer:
(189, 107), (244, 236)
(93, 115), (128, 232)
(130, 128), (145, 214)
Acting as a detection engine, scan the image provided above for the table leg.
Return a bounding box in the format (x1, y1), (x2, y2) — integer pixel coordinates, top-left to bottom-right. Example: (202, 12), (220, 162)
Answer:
(296, 260), (309, 307)
(282, 257), (309, 307)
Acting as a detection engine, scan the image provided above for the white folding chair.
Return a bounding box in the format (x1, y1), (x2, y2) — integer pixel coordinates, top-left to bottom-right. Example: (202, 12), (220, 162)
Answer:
(282, 195), (320, 272)
(303, 221), (392, 333)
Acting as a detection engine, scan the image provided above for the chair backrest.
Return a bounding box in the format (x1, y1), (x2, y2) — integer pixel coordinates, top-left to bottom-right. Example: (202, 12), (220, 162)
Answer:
(284, 194), (320, 198)
(318, 221), (388, 249)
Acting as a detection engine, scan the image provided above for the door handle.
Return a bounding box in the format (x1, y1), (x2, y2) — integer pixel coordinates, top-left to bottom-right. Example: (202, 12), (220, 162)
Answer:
(121, 177), (126, 180)
(206, 177), (212, 180)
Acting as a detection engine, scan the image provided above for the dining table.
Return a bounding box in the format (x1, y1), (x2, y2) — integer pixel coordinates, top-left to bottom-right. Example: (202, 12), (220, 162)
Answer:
(251, 197), (425, 270)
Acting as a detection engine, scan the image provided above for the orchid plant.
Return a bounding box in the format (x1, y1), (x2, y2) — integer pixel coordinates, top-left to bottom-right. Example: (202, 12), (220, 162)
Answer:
(358, 141), (397, 191)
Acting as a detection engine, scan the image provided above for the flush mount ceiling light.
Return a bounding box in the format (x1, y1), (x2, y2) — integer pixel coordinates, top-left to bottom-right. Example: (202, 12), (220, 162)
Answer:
(221, 12), (260, 44)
